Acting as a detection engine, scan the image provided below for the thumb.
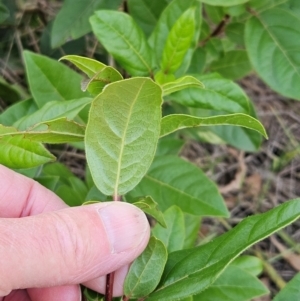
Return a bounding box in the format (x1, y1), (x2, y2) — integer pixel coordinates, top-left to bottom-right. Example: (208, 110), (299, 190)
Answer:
(0, 202), (150, 296)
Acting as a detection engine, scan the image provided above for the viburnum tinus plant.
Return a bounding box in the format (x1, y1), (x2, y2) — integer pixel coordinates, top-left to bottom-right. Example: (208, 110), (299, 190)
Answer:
(0, 0), (300, 300)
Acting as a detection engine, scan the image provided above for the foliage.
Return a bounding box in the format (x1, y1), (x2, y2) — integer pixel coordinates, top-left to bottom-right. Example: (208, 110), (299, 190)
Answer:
(0, 0), (300, 300)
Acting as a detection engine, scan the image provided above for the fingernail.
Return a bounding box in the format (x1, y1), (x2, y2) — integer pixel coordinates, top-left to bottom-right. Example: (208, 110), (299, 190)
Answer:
(98, 202), (149, 254)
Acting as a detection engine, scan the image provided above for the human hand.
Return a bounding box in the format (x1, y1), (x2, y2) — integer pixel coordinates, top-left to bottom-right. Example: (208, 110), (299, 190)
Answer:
(0, 164), (150, 301)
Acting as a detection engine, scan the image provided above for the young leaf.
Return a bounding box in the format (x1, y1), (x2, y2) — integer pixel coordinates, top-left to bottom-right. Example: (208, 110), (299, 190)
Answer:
(0, 136), (55, 169)
(210, 50), (252, 80)
(85, 78), (162, 196)
(127, 155), (229, 217)
(193, 266), (269, 301)
(133, 196), (166, 228)
(160, 8), (196, 75)
(273, 272), (300, 301)
(0, 119), (85, 144)
(245, 8), (300, 100)
(0, 98), (38, 126)
(51, 0), (122, 48)
(152, 206), (185, 253)
(90, 11), (153, 76)
(201, 0), (249, 5)
(146, 199), (300, 300)
(23, 51), (86, 107)
(14, 97), (92, 130)
(127, 0), (169, 36)
(123, 237), (168, 299)
(161, 76), (204, 96)
(59, 55), (123, 94)
(160, 113), (268, 138)
(170, 73), (251, 113)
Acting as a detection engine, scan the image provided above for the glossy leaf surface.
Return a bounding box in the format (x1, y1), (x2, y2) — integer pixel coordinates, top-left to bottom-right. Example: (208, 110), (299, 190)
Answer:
(124, 237), (167, 299)
(152, 206), (185, 253)
(161, 8), (195, 74)
(90, 11), (153, 76)
(51, 0), (121, 48)
(23, 51), (86, 107)
(273, 272), (300, 301)
(245, 8), (300, 100)
(133, 196), (166, 228)
(0, 136), (55, 169)
(147, 199), (300, 300)
(193, 266), (269, 301)
(160, 113), (267, 138)
(161, 76), (204, 96)
(128, 155), (229, 217)
(85, 78), (162, 196)
(14, 97), (92, 130)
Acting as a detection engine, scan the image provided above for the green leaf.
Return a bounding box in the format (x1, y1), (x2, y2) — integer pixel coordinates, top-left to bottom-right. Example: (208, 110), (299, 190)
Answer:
(128, 0), (169, 36)
(149, 0), (198, 67)
(245, 8), (300, 100)
(85, 78), (162, 196)
(170, 73), (251, 114)
(160, 113), (267, 138)
(59, 55), (123, 94)
(23, 51), (86, 107)
(202, 0), (249, 6)
(273, 272), (300, 301)
(155, 138), (185, 156)
(161, 76), (204, 96)
(146, 199), (300, 301)
(127, 155), (229, 217)
(0, 77), (26, 104)
(14, 97), (92, 130)
(193, 266), (269, 301)
(0, 98), (38, 126)
(124, 237), (168, 299)
(205, 4), (225, 24)
(187, 48), (207, 74)
(51, 0), (122, 48)
(0, 119), (85, 144)
(231, 255), (263, 277)
(90, 11), (153, 76)
(133, 196), (166, 228)
(183, 213), (201, 249)
(0, 136), (55, 169)
(248, 0), (288, 14)
(152, 206), (185, 253)
(225, 22), (245, 46)
(160, 8), (196, 74)
(0, 2), (9, 23)
(210, 50), (252, 80)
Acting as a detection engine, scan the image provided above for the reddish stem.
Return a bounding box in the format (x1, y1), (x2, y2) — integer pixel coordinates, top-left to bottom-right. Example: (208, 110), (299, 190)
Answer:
(105, 272), (115, 301)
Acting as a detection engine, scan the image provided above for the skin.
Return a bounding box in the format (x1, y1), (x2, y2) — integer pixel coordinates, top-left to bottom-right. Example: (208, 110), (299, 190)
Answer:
(0, 164), (150, 301)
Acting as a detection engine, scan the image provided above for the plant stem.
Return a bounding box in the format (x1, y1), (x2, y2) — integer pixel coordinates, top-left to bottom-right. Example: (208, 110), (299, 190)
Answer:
(105, 272), (115, 301)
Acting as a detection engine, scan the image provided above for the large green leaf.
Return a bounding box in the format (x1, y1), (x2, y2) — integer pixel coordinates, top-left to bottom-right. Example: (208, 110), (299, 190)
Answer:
(0, 98), (38, 126)
(183, 213), (201, 249)
(171, 73), (251, 113)
(273, 272), (300, 301)
(245, 8), (300, 100)
(193, 266), (269, 301)
(146, 199), (300, 300)
(85, 78), (162, 196)
(128, 0), (169, 36)
(201, 0), (249, 6)
(160, 113), (267, 138)
(155, 137), (185, 156)
(210, 50), (252, 80)
(149, 0), (199, 67)
(162, 76), (204, 96)
(90, 11), (153, 76)
(152, 206), (185, 253)
(51, 0), (121, 48)
(127, 155), (229, 217)
(0, 119), (85, 144)
(23, 51), (86, 107)
(0, 136), (55, 169)
(14, 97), (92, 130)
(231, 255), (263, 277)
(160, 8), (196, 75)
(124, 237), (168, 299)
(247, 0), (289, 14)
